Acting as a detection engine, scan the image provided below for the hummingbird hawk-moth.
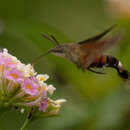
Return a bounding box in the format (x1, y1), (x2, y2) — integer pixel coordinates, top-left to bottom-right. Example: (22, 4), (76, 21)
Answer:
(35, 26), (129, 80)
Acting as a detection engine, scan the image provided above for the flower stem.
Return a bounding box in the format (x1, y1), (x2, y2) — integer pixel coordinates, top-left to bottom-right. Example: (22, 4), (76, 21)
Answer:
(20, 117), (31, 130)
(20, 109), (33, 130)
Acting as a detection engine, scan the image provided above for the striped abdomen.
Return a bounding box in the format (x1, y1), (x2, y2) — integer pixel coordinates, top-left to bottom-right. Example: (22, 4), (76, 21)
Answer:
(89, 55), (129, 80)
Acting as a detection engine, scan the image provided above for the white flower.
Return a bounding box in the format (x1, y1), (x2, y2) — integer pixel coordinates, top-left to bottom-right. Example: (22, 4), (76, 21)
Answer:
(36, 74), (49, 82)
(47, 85), (56, 95)
(40, 83), (48, 90)
(17, 63), (36, 77)
(2, 48), (21, 64)
(24, 64), (37, 77)
(3, 48), (8, 54)
(47, 98), (66, 115)
(17, 63), (26, 71)
(54, 99), (67, 106)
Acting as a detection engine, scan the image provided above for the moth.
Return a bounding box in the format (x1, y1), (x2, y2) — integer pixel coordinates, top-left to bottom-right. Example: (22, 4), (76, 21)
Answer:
(35, 26), (129, 80)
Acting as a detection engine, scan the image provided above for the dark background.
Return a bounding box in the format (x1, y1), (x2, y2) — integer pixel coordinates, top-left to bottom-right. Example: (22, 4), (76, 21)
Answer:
(0, 0), (130, 130)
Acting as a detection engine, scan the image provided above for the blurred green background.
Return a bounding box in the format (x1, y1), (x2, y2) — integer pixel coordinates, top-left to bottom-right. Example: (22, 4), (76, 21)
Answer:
(0, 0), (130, 130)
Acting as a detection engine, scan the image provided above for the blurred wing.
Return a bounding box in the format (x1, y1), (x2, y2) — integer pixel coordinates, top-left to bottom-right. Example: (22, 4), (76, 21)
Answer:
(78, 25), (116, 44)
(79, 32), (123, 70)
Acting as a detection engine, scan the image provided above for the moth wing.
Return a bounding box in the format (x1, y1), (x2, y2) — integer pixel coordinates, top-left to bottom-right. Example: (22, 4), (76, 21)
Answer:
(79, 32), (123, 70)
(78, 25), (115, 44)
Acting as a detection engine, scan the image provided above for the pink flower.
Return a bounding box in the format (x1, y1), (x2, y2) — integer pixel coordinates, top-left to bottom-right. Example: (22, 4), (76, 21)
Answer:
(42, 90), (47, 97)
(30, 76), (38, 83)
(39, 98), (48, 112)
(0, 55), (17, 68)
(4, 68), (24, 83)
(0, 55), (5, 65)
(4, 57), (17, 68)
(22, 77), (39, 96)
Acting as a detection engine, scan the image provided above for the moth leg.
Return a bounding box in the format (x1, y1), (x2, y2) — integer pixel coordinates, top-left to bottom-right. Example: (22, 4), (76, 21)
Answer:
(88, 67), (106, 74)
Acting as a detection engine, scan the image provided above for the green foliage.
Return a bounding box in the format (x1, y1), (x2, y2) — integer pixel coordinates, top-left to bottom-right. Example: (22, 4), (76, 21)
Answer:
(0, 0), (130, 130)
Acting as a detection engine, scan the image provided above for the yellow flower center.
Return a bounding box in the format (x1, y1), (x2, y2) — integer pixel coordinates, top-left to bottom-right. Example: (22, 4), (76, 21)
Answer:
(42, 86), (46, 91)
(0, 65), (4, 71)
(26, 84), (33, 91)
(7, 61), (16, 65)
(10, 73), (18, 79)
(40, 77), (45, 81)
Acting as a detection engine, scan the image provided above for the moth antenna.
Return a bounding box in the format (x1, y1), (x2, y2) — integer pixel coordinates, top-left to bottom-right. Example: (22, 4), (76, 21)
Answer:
(41, 33), (59, 46)
(50, 35), (60, 45)
(88, 68), (106, 74)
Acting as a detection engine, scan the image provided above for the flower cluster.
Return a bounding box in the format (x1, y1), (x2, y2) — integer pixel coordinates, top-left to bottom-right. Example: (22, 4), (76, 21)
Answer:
(0, 49), (66, 116)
